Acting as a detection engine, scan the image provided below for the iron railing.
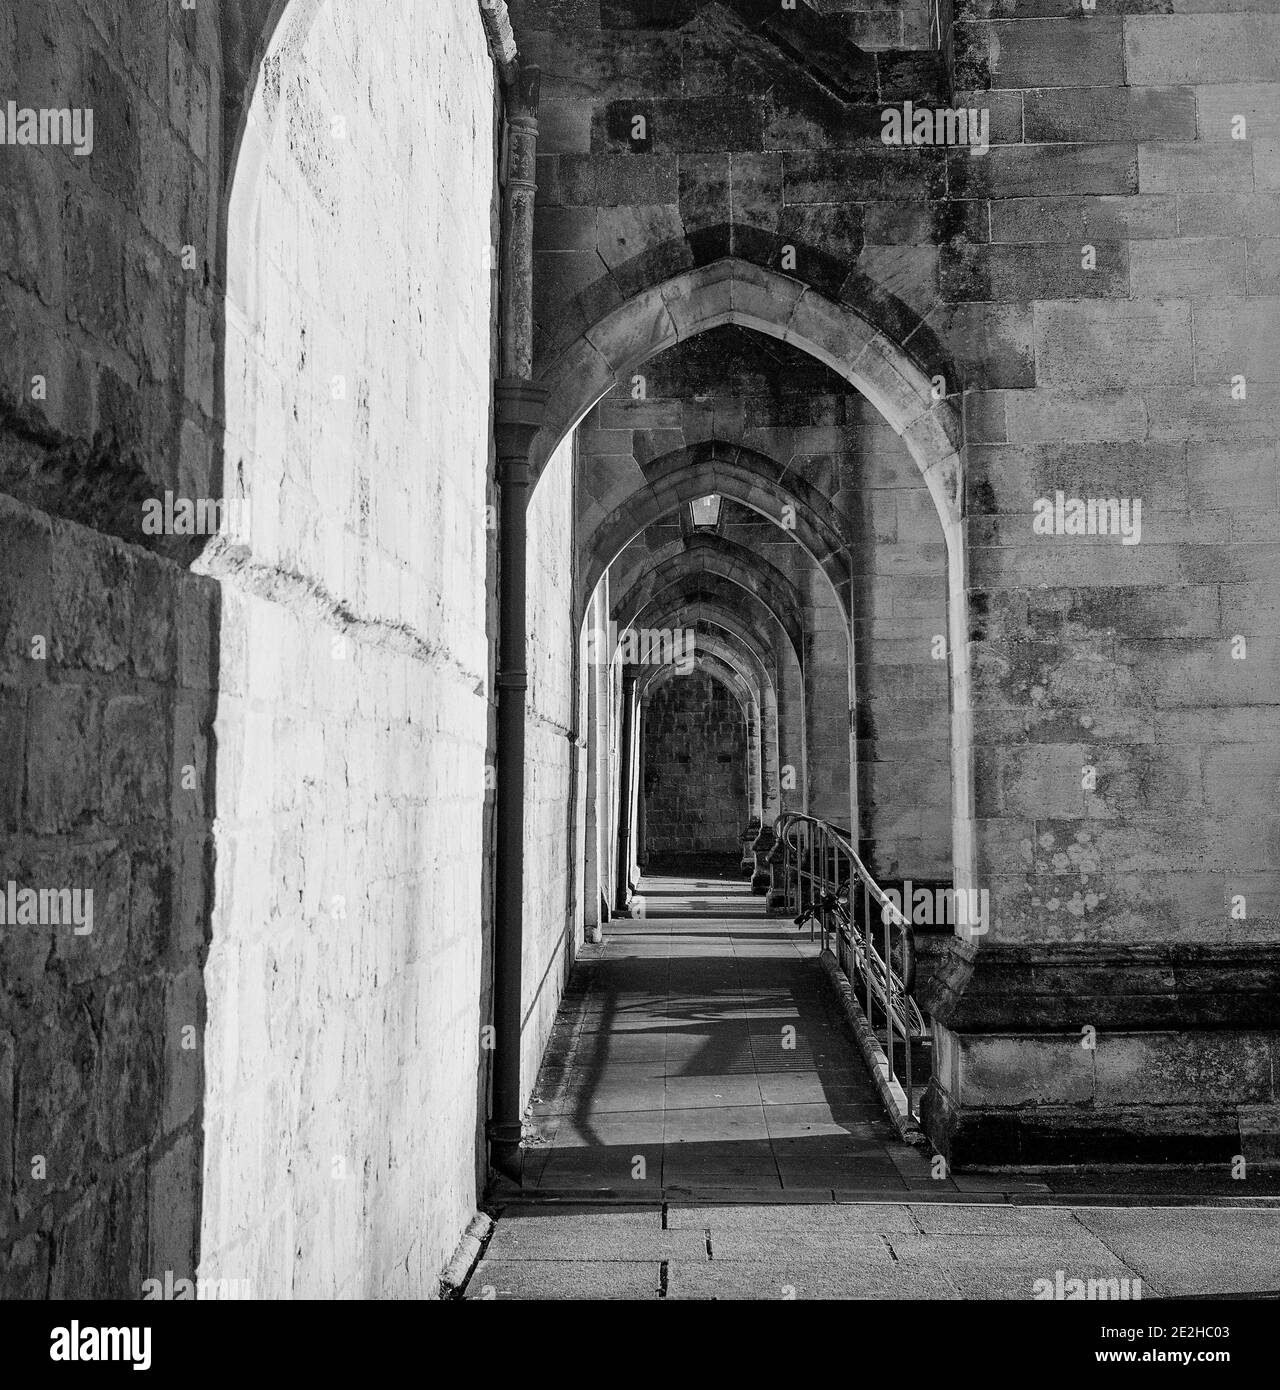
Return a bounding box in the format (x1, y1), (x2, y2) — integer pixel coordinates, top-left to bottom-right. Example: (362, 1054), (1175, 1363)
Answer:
(774, 812), (926, 1122)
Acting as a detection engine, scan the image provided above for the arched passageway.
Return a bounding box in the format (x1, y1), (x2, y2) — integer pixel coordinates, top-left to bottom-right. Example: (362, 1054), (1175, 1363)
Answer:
(640, 663), (754, 866)
(501, 254), (966, 1197)
(6, 0), (1279, 1310)
(528, 258), (971, 893)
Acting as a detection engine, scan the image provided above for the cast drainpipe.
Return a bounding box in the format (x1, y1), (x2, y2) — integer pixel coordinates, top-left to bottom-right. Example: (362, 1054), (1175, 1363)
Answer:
(614, 669), (638, 913)
(490, 60), (543, 1185)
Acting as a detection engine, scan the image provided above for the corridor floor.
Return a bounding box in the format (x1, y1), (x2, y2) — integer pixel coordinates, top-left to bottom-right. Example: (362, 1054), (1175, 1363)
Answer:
(522, 872), (943, 1198)
(479, 873), (1280, 1300)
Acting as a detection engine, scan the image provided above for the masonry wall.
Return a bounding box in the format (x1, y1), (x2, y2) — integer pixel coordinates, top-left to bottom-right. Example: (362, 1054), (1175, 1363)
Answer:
(516, 0), (1280, 1159)
(0, 0), (227, 1297)
(0, 500), (216, 1296)
(581, 577), (616, 928)
(521, 431), (580, 1105)
(203, 1), (499, 1295)
(642, 671), (749, 857)
(935, 2), (1280, 1159)
(950, 7), (1280, 948)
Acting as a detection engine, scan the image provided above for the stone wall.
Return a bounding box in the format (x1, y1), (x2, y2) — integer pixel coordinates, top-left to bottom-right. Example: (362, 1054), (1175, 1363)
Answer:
(0, 0), (227, 1298)
(936, 3), (1280, 1162)
(580, 577), (616, 928)
(948, 7), (1280, 947)
(642, 669), (750, 857)
(522, 432), (580, 1105)
(1, 0), (587, 1296)
(0, 499), (216, 1296)
(206, 0), (500, 1298)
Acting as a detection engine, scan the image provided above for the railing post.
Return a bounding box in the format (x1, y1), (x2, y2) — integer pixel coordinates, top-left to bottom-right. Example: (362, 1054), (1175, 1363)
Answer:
(783, 828), (794, 917)
(785, 822), (792, 913)
(863, 882), (872, 1022)
(884, 908), (895, 1088)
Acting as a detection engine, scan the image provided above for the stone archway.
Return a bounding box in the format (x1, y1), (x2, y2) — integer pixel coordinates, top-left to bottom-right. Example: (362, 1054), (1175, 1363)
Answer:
(578, 441), (856, 625)
(638, 658), (756, 866)
(532, 260), (960, 526)
(618, 559), (807, 672)
(529, 255), (973, 896)
(638, 628), (780, 833)
(629, 575), (808, 809)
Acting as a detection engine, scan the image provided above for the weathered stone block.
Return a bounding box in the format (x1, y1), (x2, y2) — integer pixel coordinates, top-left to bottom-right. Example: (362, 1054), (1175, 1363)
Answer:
(102, 695), (167, 823)
(963, 1035), (1095, 1106)
(1125, 16), (1280, 85)
(50, 538), (136, 675)
(1195, 84), (1280, 144)
(784, 148), (943, 204)
(595, 203), (693, 294)
(0, 149), (63, 307)
(15, 1003), (96, 1209)
(958, 18), (1125, 90)
(1004, 387), (1147, 443)
(1193, 301), (1280, 383)
(53, 842), (131, 985)
(1256, 137), (1280, 191)
(1129, 237), (1245, 298)
(940, 242), (1128, 302)
(1185, 442), (1278, 511)
(541, 98), (593, 155)
(147, 1130), (200, 1289)
(526, 28), (680, 101)
(1035, 299), (1193, 387)
(163, 967), (204, 1135)
(989, 194), (1177, 244)
(24, 683), (101, 833)
(1139, 140), (1255, 193)
(50, 1168), (148, 1300)
(0, 505), (53, 665)
(1095, 1032), (1273, 1108)
(0, 1030), (11, 1239)
(556, 153), (679, 205)
(1145, 385), (1280, 443)
(955, 144), (1139, 199)
(1025, 86), (1196, 144)
(1245, 238), (1280, 296)
(533, 206), (599, 253)
(969, 440), (1189, 513)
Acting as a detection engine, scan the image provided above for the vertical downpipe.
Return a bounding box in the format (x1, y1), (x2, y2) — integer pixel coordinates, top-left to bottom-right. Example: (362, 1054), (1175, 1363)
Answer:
(614, 670), (638, 913)
(490, 63), (543, 1185)
(634, 696), (647, 882)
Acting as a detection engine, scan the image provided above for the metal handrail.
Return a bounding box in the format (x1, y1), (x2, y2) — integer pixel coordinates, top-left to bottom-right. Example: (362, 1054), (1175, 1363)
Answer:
(775, 811), (926, 1123)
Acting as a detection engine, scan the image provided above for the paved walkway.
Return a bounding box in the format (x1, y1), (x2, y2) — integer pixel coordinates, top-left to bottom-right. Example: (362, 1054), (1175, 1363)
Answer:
(477, 873), (1280, 1299)
(466, 1201), (1280, 1300)
(523, 872), (948, 1197)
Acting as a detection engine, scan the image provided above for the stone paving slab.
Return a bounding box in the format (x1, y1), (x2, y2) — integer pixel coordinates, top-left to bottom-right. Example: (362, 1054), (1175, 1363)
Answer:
(470, 1202), (1280, 1300)
(908, 1204), (1104, 1235)
(485, 1207), (706, 1262)
(664, 1202), (921, 1233)
(465, 1259), (661, 1300)
(664, 1258), (962, 1301)
(524, 873), (955, 1197)
(1072, 1207), (1280, 1296)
